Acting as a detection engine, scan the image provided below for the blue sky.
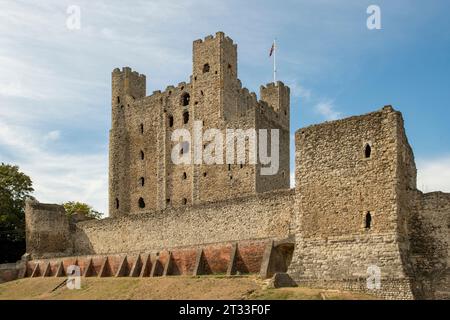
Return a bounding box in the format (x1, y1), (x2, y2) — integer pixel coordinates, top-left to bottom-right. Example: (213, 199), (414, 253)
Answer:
(0, 0), (449, 214)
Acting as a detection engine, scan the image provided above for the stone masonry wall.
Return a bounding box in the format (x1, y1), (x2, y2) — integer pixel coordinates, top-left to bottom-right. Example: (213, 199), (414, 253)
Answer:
(288, 106), (416, 299)
(409, 191), (450, 299)
(73, 189), (294, 256)
(0, 263), (20, 283)
(25, 199), (73, 259)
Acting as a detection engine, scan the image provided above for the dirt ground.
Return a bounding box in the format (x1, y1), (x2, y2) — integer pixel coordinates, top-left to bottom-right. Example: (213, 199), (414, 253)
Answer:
(0, 275), (378, 300)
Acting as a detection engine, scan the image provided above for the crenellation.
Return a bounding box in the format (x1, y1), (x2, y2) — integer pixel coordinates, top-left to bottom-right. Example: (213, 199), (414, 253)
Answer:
(165, 85), (176, 93)
(177, 81), (187, 89)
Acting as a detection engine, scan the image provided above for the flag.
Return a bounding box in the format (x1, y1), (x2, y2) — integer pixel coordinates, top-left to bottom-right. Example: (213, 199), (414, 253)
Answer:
(269, 42), (275, 57)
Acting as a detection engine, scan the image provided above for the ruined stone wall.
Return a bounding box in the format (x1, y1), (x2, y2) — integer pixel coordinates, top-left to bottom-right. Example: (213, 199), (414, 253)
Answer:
(288, 106), (415, 299)
(72, 189), (294, 256)
(25, 200), (73, 259)
(0, 263), (20, 283)
(409, 191), (450, 299)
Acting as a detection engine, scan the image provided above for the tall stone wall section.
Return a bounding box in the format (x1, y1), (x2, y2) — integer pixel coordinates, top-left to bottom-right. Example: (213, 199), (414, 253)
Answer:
(288, 106), (416, 299)
(25, 199), (73, 259)
(72, 190), (294, 256)
(409, 191), (450, 299)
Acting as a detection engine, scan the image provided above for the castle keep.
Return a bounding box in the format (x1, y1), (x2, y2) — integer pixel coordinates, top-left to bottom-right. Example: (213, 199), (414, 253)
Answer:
(4, 32), (448, 299)
(109, 32), (289, 216)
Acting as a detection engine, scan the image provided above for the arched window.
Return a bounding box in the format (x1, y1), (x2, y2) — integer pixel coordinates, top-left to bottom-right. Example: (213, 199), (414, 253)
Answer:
(115, 198), (119, 209)
(365, 212), (372, 229)
(365, 144), (372, 158)
(183, 111), (189, 124)
(140, 177), (145, 186)
(138, 197), (145, 208)
(181, 93), (190, 106)
(203, 63), (210, 73)
(168, 115), (174, 127)
(140, 150), (144, 160)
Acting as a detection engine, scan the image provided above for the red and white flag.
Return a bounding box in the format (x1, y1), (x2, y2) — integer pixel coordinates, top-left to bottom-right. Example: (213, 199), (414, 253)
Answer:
(269, 42), (275, 57)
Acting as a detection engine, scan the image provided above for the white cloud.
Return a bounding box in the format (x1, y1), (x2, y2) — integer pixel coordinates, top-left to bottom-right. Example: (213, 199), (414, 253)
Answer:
(288, 80), (312, 100)
(314, 100), (342, 121)
(44, 130), (61, 142)
(417, 156), (450, 193)
(0, 119), (108, 215)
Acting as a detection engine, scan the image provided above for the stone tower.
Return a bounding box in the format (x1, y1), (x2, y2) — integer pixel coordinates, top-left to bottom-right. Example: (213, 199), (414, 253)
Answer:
(288, 106), (419, 298)
(108, 32), (290, 218)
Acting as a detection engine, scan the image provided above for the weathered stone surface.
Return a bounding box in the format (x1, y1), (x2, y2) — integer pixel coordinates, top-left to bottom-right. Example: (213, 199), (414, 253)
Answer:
(268, 273), (298, 289)
(25, 199), (72, 259)
(72, 190), (294, 255)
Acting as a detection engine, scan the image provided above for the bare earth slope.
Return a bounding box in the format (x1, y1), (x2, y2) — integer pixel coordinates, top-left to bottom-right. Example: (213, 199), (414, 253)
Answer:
(0, 276), (377, 300)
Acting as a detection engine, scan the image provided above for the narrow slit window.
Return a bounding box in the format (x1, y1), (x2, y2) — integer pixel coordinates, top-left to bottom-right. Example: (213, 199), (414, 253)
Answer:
(183, 111), (189, 124)
(115, 198), (119, 209)
(140, 177), (145, 186)
(140, 123), (144, 134)
(365, 144), (372, 158)
(365, 212), (372, 229)
(138, 197), (145, 208)
(182, 198), (187, 205)
(181, 93), (190, 106)
(168, 115), (174, 127)
(140, 150), (144, 160)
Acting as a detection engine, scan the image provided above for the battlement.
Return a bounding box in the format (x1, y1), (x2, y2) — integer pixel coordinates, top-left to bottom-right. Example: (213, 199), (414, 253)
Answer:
(258, 81), (290, 130)
(260, 81), (288, 90)
(111, 66), (146, 105)
(193, 31), (236, 47)
(112, 66), (146, 80)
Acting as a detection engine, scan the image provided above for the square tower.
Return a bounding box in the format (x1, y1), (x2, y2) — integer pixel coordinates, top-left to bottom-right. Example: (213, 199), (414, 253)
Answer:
(108, 32), (291, 216)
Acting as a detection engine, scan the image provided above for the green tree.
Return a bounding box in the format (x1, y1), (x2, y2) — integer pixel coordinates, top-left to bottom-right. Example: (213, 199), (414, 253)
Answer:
(63, 201), (102, 220)
(0, 163), (34, 263)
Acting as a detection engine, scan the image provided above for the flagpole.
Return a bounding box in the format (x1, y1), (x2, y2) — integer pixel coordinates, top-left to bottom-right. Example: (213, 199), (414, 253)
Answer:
(273, 39), (277, 84)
